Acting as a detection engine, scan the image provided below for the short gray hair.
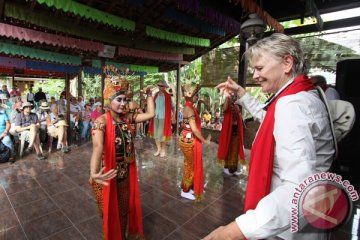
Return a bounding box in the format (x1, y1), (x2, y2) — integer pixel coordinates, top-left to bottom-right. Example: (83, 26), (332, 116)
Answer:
(244, 33), (307, 76)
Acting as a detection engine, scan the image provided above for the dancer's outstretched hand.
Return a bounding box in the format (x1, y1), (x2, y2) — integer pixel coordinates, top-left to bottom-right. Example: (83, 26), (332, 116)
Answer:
(91, 167), (117, 186)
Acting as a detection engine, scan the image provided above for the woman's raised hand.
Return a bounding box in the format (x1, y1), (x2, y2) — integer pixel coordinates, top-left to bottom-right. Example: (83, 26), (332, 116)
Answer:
(216, 76), (246, 97)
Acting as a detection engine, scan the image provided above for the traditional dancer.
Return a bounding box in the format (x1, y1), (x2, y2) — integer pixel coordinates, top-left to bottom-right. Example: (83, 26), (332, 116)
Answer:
(179, 83), (211, 201)
(217, 95), (245, 176)
(89, 65), (154, 240)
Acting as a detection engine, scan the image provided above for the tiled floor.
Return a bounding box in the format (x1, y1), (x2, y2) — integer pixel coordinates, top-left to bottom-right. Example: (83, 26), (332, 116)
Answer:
(0, 137), (359, 240)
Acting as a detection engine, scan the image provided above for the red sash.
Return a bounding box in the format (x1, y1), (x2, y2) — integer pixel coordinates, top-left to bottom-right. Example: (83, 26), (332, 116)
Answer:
(244, 75), (314, 211)
(103, 111), (144, 240)
(148, 91), (172, 140)
(185, 101), (204, 200)
(217, 100), (245, 162)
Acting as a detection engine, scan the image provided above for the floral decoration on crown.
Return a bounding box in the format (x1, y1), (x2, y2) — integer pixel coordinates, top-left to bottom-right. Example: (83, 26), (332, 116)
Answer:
(103, 65), (132, 104)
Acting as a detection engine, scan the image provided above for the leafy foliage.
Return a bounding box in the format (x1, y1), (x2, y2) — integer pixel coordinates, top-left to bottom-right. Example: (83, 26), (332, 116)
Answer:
(32, 79), (64, 99)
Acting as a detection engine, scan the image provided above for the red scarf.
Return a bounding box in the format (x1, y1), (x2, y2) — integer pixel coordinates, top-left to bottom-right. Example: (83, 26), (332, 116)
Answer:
(244, 75), (314, 211)
(217, 99), (245, 162)
(185, 101), (204, 200)
(103, 111), (144, 240)
(148, 91), (172, 140)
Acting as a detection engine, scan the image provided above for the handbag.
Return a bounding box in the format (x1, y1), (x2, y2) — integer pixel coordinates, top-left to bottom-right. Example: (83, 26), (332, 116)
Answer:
(316, 86), (356, 160)
(0, 141), (11, 163)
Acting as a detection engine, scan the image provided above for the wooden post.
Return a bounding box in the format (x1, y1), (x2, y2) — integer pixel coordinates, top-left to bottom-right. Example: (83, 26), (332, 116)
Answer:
(139, 74), (144, 108)
(65, 73), (71, 144)
(175, 64), (181, 136)
(78, 67), (83, 97)
(101, 59), (105, 106)
(237, 39), (247, 87)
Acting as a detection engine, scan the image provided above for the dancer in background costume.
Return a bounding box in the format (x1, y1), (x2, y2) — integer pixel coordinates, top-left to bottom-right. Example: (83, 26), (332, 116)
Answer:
(217, 95), (245, 176)
(179, 83), (211, 201)
(89, 65), (154, 240)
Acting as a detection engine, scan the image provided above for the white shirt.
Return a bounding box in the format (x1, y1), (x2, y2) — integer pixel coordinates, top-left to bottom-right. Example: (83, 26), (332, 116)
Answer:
(235, 82), (334, 240)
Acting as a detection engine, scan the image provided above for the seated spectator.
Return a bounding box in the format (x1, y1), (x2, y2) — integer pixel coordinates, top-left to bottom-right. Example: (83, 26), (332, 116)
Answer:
(37, 101), (51, 146)
(81, 103), (92, 141)
(58, 98), (67, 116)
(9, 97), (23, 137)
(47, 107), (69, 153)
(89, 97), (95, 110)
(77, 96), (85, 111)
(0, 94), (12, 118)
(203, 109), (212, 126)
(15, 102), (46, 160)
(49, 96), (58, 112)
(0, 85), (10, 99)
(0, 103), (14, 163)
(9, 85), (21, 98)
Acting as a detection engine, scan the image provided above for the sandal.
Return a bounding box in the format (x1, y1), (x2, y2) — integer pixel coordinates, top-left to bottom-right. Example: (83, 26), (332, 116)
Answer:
(36, 154), (45, 161)
(62, 147), (70, 153)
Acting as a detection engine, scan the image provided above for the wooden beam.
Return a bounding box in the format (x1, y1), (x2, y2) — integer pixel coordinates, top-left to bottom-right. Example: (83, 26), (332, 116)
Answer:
(0, 0), (5, 18)
(137, 0), (162, 26)
(306, 0), (323, 30)
(281, 16), (360, 36)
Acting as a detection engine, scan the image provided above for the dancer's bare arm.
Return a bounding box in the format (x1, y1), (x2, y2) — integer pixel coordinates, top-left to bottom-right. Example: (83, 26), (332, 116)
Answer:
(90, 115), (117, 185)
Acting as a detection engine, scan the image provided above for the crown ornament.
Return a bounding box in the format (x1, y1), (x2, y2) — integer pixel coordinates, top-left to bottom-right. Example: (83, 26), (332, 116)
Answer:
(103, 65), (132, 105)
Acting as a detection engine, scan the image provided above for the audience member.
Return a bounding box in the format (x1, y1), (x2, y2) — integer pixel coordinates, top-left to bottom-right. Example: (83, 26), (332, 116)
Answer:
(26, 87), (35, 106)
(9, 85), (21, 97)
(310, 75), (340, 100)
(91, 102), (102, 124)
(37, 101), (51, 146)
(15, 102), (46, 160)
(148, 79), (173, 158)
(0, 85), (10, 99)
(81, 103), (92, 140)
(202, 109), (212, 126)
(34, 87), (47, 108)
(47, 107), (70, 153)
(0, 103), (14, 163)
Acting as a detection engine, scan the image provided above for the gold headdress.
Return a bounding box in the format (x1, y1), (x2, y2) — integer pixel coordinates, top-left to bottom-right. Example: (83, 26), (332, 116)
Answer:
(181, 83), (201, 98)
(103, 65), (132, 105)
